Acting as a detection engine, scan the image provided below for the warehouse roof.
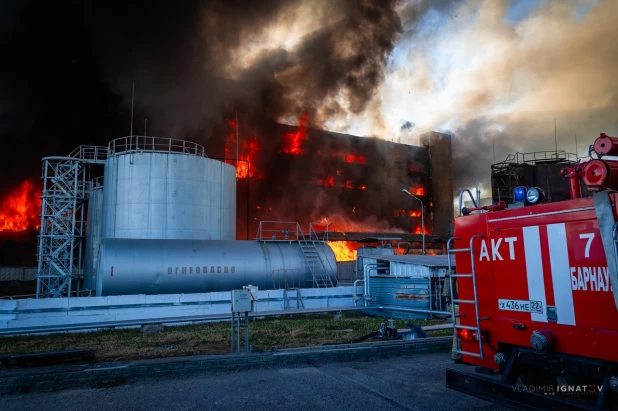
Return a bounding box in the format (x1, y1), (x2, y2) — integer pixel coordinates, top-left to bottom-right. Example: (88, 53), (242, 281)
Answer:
(368, 254), (454, 267)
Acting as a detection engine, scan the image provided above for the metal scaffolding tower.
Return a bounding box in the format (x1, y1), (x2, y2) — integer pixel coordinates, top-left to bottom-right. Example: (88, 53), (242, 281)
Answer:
(490, 150), (578, 204)
(36, 146), (107, 298)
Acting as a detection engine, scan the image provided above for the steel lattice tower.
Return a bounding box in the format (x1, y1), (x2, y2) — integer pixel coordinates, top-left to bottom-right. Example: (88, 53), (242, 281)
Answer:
(36, 146), (106, 298)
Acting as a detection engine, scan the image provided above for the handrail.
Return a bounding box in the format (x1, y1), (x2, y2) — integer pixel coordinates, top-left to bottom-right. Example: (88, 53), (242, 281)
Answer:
(309, 221), (330, 242)
(397, 242), (411, 255)
(458, 189), (478, 216)
(67, 145), (108, 163)
(493, 149), (578, 166)
(255, 221), (302, 242)
(107, 136), (206, 158)
(306, 223), (336, 282)
(91, 176), (104, 189)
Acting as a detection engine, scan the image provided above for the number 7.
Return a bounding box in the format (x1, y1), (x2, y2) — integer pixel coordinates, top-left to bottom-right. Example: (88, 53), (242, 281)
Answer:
(580, 233), (594, 258)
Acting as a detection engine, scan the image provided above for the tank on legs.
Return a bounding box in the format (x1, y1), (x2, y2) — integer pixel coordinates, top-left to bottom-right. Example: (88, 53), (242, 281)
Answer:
(95, 239), (337, 296)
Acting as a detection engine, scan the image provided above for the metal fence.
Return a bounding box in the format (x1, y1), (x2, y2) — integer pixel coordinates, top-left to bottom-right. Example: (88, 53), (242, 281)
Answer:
(0, 267), (38, 282)
(108, 136), (206, 157)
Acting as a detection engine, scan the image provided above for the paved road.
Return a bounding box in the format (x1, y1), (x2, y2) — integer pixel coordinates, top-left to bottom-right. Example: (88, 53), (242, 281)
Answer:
(0, 352), (508, 411)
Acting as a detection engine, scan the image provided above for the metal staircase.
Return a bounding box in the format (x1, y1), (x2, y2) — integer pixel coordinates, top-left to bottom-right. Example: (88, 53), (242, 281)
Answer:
(36, 146), (107, 298)
(447, 234), (489, 360)
(299, 223), (335, 288)
(255, 221), (335, 289)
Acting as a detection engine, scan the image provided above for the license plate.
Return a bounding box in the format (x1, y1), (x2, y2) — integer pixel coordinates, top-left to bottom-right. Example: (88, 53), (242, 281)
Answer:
(498, 299), (543, 314)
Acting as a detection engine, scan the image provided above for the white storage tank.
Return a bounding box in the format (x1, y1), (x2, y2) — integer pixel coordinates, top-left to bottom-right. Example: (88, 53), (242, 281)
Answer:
(84, 181), (104, 291)
(102, 136), (236, 240)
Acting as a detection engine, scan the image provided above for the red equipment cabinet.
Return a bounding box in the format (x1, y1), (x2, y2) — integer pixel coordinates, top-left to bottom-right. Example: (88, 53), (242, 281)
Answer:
(446, 134), (618, 410)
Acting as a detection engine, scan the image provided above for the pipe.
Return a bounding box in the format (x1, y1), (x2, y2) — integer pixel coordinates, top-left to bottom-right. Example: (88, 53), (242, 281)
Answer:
(377, 305), (451, 316)
(363, 263), (378, 306)
(457, 189), (478, 216)
(353, 279), (365, 307)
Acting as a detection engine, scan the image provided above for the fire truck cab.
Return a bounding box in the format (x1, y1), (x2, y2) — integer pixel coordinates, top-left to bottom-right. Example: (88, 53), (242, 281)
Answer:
(445, 134), (618, 410)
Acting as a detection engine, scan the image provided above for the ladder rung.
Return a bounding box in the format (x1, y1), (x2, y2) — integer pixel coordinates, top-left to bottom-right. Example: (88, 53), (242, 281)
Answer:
(450, 274), (473, 278)
(452, 299), (475, 304)
(449, 248), (471, 253)
(455, 324), (477, 331)
(456, 350), (482, 358)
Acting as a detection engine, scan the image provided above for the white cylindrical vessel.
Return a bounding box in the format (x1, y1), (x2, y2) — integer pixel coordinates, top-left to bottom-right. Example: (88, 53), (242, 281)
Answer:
(102, 136), (236, 240)
(84, 183), (104, 291)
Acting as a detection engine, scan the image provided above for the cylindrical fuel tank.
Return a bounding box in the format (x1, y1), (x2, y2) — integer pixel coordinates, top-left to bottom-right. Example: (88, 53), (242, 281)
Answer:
(102, 137), (236, 240)
(84, 183), (104, 291)
(95, 239), (337, 296)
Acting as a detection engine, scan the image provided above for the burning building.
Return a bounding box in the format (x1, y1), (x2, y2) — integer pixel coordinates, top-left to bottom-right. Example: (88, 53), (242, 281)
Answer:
(214, 117), (454, 258)
(0, 119), (454, 298)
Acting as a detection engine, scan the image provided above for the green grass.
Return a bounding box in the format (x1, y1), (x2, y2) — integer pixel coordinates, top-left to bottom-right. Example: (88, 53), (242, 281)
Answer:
(0, 313), (452, 363)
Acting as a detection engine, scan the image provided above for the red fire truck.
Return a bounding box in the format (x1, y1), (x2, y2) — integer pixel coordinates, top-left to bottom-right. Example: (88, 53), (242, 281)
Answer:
(445, 133), (618, 410)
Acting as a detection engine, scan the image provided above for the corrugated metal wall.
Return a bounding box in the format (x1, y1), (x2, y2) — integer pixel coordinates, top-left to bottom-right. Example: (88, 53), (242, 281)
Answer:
(368, 259), (449, 319)
(370, 276), (430, 311)
(389, 262), (447, 277)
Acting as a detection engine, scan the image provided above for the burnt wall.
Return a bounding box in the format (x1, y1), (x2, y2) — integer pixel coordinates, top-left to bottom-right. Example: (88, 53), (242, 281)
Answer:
(420, 131), (454, 239)
(220, 121), (440, 240)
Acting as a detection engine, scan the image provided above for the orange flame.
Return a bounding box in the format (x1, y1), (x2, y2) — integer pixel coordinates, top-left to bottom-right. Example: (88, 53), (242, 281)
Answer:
(237, 137), (259, 178)
(327, 241), (357, 262)
(408, 210), (421, 217)
(0, 180), (41, 232)
(345, 180), (353, 189)
(224, 119), (260, 179)
(283, 113), (309, 155)
(413, 225), (429, 235)
(410, 187), (425, 196)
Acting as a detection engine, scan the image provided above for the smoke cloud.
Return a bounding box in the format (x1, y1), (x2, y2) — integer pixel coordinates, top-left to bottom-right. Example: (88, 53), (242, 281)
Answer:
(89, 0), (405, 140)
(3, 0), (618, 213)
(383, 0), (618, 193)
(97, 0), (618, 196)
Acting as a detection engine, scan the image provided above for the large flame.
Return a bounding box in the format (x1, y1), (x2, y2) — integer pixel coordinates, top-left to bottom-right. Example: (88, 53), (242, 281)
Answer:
(283, 113), (309, 155)
(0, 180), (41, 232)
(327, 241), (357, 262)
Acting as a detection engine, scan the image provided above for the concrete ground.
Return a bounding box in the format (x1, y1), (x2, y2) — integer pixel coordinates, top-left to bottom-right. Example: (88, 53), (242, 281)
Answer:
(0, 352), (509, 411)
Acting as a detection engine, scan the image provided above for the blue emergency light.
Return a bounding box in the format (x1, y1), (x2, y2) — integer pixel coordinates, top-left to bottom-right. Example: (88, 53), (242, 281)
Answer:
(513, 186), (527, 203)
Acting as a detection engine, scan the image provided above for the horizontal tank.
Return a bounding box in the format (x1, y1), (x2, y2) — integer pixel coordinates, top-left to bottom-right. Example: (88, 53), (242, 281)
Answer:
(95, 239), (337, 296)
(102, 136), (236, 240)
